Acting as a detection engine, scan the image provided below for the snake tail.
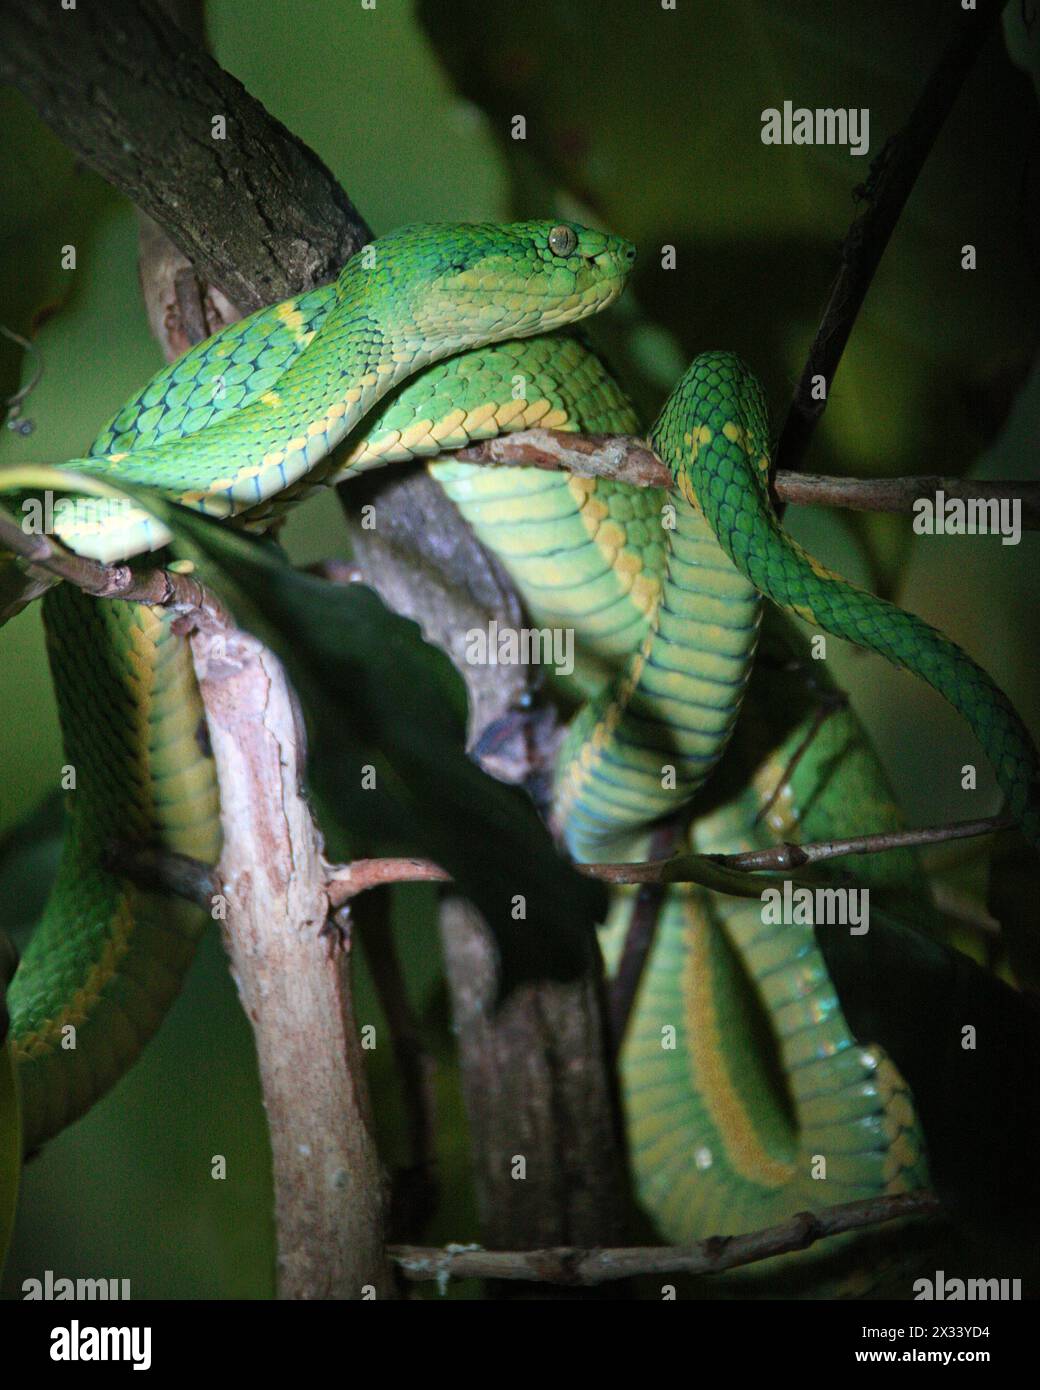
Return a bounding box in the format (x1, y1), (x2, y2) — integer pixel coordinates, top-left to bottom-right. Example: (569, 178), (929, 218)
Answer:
(7, 585), (221, 1150)
(656, 352), (1040, 851)
(607, 616), (933, 1293)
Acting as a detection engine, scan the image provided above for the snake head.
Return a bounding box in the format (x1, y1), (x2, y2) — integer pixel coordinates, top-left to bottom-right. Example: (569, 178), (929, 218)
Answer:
(353, 220), (635, 353)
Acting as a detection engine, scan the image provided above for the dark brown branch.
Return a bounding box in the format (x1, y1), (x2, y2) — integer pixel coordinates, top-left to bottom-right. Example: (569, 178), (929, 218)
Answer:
(437, 899), (632, 1287)
(452, 430), (1040, 525)
(105, 845), (217, 909)
(778, 472), (1040, 527)
(389, 1190), (941, 1286)
(606, 819), (681, 1052)
(0, 0), (371, 310)
(582, 814), (1016, 886)
(774, 0), (1012, 474)
(355, 890), (440, 1241)
(0, 506), (211, 611)
(709, 814), (1016, 873)
(114, 815), (1019, 917)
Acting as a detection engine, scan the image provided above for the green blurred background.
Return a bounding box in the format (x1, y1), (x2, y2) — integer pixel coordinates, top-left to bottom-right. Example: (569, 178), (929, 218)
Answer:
(1, 0), (1038, 1297)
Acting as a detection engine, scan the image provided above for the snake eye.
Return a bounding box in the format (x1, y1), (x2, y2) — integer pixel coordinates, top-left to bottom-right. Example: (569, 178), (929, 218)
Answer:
(548, 224), (578, 257)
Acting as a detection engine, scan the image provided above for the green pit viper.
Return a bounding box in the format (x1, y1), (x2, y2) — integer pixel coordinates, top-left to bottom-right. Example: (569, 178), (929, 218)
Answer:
(2, 220), (1038, 1293)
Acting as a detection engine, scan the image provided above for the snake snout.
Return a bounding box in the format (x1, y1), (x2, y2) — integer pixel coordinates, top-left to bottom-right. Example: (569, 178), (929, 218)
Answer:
(595, 241), (635, 272)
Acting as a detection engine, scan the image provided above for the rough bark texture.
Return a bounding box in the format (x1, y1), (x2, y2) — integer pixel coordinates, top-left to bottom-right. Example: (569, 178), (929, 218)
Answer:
(191, 620), (394, 1300)
(0, 0), (371, 311)
(438, 900), (630, 1261)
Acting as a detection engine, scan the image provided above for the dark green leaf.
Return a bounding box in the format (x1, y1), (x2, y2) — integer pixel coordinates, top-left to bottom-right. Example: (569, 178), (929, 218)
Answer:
(143, 498), (605, 987)
(817, 903), (1040, 1282)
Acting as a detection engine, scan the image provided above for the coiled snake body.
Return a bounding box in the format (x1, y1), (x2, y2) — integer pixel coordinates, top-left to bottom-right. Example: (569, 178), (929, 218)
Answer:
(3, 221), (1038, 1291)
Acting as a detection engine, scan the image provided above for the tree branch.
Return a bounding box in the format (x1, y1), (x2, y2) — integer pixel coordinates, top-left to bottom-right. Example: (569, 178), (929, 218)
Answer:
(582, 814), (1017, 886)
(101, 800), (1021, 912)
(437, 899), (631, 1292)
(0, 505), (212, 612)
(453, 428), (669, 486)
(0, 1), (395, 1297)
(0, 0), (371, 310)
(706, 814), (1017, 874)
(389, 1190), (941, 1287)
(326, 858), (450, 908)
(452, 429), (1040, 524)
(106, 841), (450, 917)
(774, 0), (1013, 474)
(104, 845), (217, 910)
(606, 819), (682, 1052)
(777, 472), (1040, 527)
(189, 610), (394, 1299)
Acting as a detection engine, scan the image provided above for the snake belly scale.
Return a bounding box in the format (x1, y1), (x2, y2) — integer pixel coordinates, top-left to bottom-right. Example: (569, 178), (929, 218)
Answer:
(2, 221), (1037, 1289)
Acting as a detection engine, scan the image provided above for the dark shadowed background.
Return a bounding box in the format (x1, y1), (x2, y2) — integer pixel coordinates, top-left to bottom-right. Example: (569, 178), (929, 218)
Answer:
(1, 0), (1037, 1298)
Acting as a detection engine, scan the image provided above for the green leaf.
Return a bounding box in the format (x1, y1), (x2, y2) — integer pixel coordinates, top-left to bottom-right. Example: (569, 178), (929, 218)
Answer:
(0, 793), (63, 945)
(817, 903), (1040, 1282)
(141, 496), (605, 987)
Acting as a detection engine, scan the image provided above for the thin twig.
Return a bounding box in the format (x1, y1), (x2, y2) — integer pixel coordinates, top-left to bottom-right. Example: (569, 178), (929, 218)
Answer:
(582, 814), (1015, 885)
(109, 843), (450, 916)
(326, 858), (450, 908)
(778, 472), (1040, 527)
(389, 1190), (941, 1286)
(710, 814), (1016, 873)
(1, 323), (43, 435)
(774, 0), (1012, 474)
(607, 819), (682, 1052)
(0, 507), (209, 610)
(451, 430), (1040, 524)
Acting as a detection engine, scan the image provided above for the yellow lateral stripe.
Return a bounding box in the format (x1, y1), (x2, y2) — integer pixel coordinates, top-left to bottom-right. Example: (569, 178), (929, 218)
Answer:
(683, 897), (795, 1190)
